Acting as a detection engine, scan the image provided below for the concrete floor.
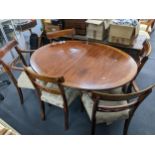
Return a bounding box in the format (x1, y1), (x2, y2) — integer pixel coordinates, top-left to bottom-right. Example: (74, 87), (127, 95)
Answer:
(0, 28), (155, 135)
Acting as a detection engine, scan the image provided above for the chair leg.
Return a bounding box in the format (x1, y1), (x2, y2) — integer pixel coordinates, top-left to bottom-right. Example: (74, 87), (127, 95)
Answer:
(79, 96), (84, 112)
(91, 118), (96, 135)
(123, 118), (131, 135)
(16, 87), (24, 105)
(39, 100), (45, 120)
(64, 109), (69, 130)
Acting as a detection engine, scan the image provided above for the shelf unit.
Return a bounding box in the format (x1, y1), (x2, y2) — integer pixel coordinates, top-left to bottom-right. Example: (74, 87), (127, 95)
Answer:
(0, 19), (26, 64)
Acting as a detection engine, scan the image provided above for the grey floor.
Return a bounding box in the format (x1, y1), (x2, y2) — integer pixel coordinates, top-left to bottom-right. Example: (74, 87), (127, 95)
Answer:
(0, 31), (155, 135)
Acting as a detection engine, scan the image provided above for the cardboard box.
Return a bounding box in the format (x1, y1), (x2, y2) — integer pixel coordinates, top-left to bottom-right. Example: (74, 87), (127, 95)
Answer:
(86, 19), (110, 40)
(108, 23), (140, 46)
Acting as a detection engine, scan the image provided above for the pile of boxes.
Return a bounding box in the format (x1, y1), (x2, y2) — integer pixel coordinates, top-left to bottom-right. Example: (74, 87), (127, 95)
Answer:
(86, 19), (140, 46)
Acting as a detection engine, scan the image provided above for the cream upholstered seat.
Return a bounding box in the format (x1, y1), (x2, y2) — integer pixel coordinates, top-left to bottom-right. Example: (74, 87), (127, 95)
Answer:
(138, 22), (153, 40)
(140, 24), (152, 33)
(17, 67), (34, 89)
(18, 69), (80, 109)
(41, 83), (80, 108)
(139, 30), (150, 40)
(82, 92), (129, 125)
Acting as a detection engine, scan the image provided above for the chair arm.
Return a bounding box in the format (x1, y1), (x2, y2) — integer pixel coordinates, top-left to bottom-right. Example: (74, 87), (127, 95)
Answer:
(9, 57), (24, 71)
(131, 81), (140, 92)
(11, 65), (24, 71)
(18, 49), (35, 53)
(15, 46), (35, 54)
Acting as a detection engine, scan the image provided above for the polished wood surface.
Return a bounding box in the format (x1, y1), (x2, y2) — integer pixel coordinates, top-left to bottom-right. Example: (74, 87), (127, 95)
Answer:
(30, 41), (138, 90)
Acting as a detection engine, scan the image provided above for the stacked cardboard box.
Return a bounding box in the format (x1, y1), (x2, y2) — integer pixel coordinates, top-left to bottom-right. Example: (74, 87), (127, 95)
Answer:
(108, 21), (140, 46)
(86, 19), (110, 40)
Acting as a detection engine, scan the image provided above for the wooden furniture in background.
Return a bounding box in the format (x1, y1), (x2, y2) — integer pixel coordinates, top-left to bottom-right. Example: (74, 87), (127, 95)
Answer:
(30, 41), (138, 91)
(81, 82), (155, 134)
(63, 19), (86, 35)
(46, 28), (75, 40)
(24, 67), (80, 129)
(0, 39), (35, 105)
(139, 19), (155, 33)
(138, 19), (155, 40)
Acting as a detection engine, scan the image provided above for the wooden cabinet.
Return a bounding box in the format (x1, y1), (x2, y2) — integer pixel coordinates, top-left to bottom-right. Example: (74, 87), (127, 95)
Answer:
(63, 19), (86, 35)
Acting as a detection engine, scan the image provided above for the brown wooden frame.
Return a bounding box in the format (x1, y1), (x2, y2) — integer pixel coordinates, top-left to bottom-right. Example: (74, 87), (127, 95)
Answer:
(0, 39), (35, 104)
(137, 40), (152, 74)
(140, 19), (155, 33)
(24, 67), (70, 130)
(88, 83), (155, 134)
(126, 40), (152, 93)
(46, 28), (76, 40)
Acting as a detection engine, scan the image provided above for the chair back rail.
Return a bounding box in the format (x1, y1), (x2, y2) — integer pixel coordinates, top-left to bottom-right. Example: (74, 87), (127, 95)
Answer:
(92, 83), (155, 112)
(46, 28), (75, 40)
(90, 83), (155, 134)
(0, 39), (28, 67)
(24, 67), (65, 95)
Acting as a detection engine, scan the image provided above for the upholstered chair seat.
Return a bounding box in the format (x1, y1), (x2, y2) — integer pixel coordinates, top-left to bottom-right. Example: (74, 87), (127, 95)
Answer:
(139, 30), (150, 39)
(18, 69), (80, 108)
(140, 24), (152, 33)
(41, 83), (80, 108)
(17, 67), (35, 89)
(82, 92), (129, 125)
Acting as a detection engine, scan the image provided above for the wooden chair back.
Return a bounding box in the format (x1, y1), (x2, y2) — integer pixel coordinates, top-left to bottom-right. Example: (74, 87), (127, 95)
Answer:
(0, 39), (30, 105)
(92, 84), (155, 112)
(90, 83), (155, 134)
(24, 66), (66, 96)
(0, 39), (28, 67)
(46, 28), (75, 40)
(137, 40), (152, 74)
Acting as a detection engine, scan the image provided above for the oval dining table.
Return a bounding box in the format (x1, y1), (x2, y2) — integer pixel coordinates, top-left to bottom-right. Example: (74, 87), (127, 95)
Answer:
(30, 41), (138, 90)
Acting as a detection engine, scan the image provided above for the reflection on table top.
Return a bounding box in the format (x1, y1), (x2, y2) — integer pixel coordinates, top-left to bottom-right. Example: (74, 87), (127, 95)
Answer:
(30, 41), (137, 90)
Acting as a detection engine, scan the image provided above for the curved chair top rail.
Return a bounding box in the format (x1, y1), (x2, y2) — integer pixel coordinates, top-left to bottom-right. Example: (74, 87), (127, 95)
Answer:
(0, 39), (18, 59)
(92, 83), (155, 101)
(46, 28), (75, 40)
(24, 67), (65, 95)
(143, 40), (152, 57)
(91, 83), (155, 112)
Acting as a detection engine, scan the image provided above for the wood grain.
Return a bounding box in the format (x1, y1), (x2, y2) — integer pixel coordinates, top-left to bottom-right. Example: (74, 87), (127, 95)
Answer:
(30, 41), (138, 90)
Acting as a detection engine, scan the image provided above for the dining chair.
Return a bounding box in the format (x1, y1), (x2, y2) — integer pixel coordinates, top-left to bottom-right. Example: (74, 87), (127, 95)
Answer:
(139, 19), (155, 39)
(24, 66), (80, 130)
(137, 40), (152, 74)
(81, 82), (155, 134)
(46, 28), (76, 41)
(126, 40), (152, 93)
(0, 39), (35, 105)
